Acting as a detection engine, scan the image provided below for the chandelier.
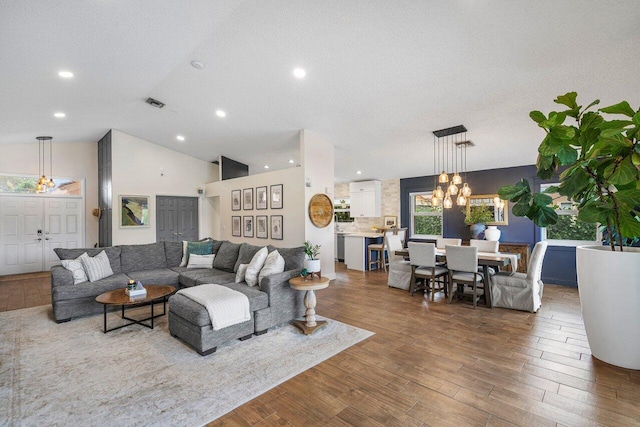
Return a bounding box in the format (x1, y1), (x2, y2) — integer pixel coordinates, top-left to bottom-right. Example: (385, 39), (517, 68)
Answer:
(430, 125), (473, 209)
(36, 136), (55, 192)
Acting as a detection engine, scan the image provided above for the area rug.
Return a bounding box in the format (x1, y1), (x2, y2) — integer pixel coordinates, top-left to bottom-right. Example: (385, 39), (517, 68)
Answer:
(0, 305), (373, 426)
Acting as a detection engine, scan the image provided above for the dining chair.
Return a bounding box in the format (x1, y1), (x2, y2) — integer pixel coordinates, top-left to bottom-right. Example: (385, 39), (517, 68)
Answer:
(369, 228), (407, 271)
(490, 241), (548, 312)
(386, 233), (412, 290)
(470, 239), (500, 275)
(445, 245), (485, 309)
(407, 242), (448, 299)
(436, 238), (462, 249)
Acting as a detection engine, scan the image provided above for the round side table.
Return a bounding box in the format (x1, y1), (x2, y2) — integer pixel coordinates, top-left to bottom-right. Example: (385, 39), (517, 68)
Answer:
(289, 276), (330, 335)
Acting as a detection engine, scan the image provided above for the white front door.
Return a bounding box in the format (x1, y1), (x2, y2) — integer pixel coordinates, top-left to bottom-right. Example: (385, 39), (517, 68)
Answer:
(0, 195), (84, 275)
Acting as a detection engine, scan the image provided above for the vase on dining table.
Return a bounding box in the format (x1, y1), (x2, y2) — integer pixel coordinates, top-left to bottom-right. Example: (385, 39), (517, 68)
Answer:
(484, 226), (501, 241)
(469, 223), (486, 240)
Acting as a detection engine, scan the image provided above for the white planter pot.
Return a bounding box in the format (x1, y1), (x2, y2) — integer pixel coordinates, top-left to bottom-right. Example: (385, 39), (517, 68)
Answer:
(576, 245), (640, 370)
(304, 259), (321, 273)
(484, 226), (501, 241)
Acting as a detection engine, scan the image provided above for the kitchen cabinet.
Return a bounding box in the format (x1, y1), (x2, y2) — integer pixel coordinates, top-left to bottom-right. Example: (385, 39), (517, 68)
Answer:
(349, 180), (381, 218)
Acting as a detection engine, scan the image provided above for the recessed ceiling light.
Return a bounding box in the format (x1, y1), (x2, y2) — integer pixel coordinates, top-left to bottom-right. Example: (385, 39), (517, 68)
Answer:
(288, 159), (295, 164)
(293, 68), (306, 79)
(176, 135), (185, 142)
(215, 110), (226, 118)
(58, 71), (73, 78)
(191, 61), (205, 69)
(53, 112), (66, 118)
(356, 170), (362, 175)
(264, 165), (270, 169)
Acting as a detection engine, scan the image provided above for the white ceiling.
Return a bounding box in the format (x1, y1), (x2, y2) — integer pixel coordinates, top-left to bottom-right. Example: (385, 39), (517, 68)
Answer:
(1, 0), (639, 182)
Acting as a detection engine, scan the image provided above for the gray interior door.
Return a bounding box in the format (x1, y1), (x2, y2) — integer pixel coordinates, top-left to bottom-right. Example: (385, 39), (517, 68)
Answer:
(156, 196), (198, 242)
(98, 131), (112, 247)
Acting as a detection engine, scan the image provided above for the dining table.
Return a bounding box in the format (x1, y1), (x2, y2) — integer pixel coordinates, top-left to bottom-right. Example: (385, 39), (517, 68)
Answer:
(394, 248), (521, 308)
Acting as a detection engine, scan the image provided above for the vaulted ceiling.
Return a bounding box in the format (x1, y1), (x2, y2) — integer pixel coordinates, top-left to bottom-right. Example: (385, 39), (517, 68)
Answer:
(1, 0), (639, 182)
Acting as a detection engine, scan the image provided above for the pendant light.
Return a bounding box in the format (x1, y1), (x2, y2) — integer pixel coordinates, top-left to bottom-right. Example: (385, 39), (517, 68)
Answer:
(36, 136), (54, 192)
(431, 126), (473, 209)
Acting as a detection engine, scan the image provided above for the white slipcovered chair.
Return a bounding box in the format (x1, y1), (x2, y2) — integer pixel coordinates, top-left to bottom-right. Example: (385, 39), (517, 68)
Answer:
(490, 241), (548, 313)
(436, 238), (462, 249)
(385, 233), (411, 290)
(446, 245), (485, 309)
(407, 242), (448, 299)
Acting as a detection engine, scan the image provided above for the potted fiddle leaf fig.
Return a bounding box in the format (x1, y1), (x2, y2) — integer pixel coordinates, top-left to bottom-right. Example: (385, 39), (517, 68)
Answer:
(498, 92), (640, 369)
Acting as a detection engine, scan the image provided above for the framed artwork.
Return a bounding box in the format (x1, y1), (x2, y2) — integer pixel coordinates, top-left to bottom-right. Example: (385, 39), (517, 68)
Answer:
(120, 195), (149, 228)
(256, 215), (268, 239)
(271, 215), (283, 240)
(231, 190), (241, 211)
(232, 216), (241, 237)
(243, 215), (254, 238)
(243, 188), (253, 210)
(256, 186), (268, 210)
(270, 184), (283, 209)
(384, 216), (398, 227)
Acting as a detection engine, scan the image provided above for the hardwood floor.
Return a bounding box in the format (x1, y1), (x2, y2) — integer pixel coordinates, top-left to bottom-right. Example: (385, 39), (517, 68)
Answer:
(2, 267), (638, 426)
(209, 263), (640, 427)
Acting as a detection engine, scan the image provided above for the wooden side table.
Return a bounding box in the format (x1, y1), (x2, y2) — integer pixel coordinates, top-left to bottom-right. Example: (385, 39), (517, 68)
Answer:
(289, 276), (330, 335)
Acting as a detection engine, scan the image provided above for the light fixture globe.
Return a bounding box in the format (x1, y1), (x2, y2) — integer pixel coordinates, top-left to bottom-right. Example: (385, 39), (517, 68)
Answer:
(447, 182), (458, 195)
(435, 185), (445, 199)
(47, 178), (55, 188)
(431, 194), (440, 206)
(456, 194), (467, 206)
(443, 194), (453, 209)
(461, 183), (472, 197)
(452, 173), (462, 185)
(438, 171), (449, 183)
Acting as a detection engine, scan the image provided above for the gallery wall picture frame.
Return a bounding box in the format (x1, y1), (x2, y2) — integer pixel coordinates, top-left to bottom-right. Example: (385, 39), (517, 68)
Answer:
(231, 190), (241, 211)
(243, 188), (254, 210)
(384, 216), (398, 227)
(243, 215), (254, 238)
(271, 215), (283, 240)
(256, 215), (268, 239)
(231, 216), (242, 237)
(270, 184), (283, 209)
(256, 186), (268, 210)
(120, 195), (150, 228)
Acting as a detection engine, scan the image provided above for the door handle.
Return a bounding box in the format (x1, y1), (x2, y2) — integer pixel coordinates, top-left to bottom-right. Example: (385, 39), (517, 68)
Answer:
(36, 238), (42, 241)
(173, 233), (178, 236)
(178, 233), (183, 235)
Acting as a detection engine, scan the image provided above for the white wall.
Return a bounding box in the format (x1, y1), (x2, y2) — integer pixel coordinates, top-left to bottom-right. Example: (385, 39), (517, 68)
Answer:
(301, 130), (335, 279)
(110, 130), (218, 245)
(0, 141), (99, 246)
(205, 166), (305, 248)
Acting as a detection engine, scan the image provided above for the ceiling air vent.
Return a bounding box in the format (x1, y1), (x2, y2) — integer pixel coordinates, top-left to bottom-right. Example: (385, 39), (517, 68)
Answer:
(145, 97), (165, 109)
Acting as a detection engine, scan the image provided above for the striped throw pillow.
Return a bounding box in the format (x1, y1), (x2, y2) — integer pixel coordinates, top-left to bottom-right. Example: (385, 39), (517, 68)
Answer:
(80, 250), (114, 282)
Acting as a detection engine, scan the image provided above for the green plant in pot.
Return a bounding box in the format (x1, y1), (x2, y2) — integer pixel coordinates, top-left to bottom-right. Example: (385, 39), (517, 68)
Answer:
(463, 204), (494, 239)
(498, 92), (640, 369)
(303, 241), (322, 273)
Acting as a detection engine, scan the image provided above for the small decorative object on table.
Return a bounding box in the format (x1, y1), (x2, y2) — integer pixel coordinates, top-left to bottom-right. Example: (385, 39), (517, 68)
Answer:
(126, 280), (147, 298)
(303, 241), (322, 278)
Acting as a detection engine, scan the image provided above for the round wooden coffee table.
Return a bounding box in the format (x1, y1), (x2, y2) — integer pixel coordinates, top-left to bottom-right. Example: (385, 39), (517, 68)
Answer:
(289, 276), (330, 335)
(95, 285), (175, 333)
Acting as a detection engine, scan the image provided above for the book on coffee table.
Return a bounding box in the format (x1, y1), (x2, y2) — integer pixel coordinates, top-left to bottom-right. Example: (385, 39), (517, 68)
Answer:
(126, 288), (147, 298)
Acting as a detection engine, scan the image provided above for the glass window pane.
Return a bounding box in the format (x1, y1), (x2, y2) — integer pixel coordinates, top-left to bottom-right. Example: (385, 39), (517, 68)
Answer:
(413, 194), (442, 213)
(0, 175), (82, 196)
(547, 215), (597, 240)
(414, 215), (442, 236)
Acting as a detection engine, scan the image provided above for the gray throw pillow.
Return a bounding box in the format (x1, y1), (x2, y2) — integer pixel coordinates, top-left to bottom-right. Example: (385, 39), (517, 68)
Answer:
(212, 241), (241, 272)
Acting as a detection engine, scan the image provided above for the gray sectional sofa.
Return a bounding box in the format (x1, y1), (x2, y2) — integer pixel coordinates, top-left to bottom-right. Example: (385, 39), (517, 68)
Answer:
(51, 241), (306, 341)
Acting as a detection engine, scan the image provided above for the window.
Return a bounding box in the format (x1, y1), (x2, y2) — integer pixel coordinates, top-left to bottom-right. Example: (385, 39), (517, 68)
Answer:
(334, 198), (354, 223)
(540, 183), (600, 246)
(410, 192), (442, 238)
(0, 174), (82, 196)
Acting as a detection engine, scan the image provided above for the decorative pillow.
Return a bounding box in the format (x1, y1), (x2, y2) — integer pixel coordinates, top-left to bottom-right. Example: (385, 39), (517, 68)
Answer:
(179, 238), (213, 266)
(235, 263), (249, 283)
(245, 247), (268, 287)
(185, 240), (213, 264)
(80, 251), (114, 282)
(258, 250), (285, 286)
(61, 254), (88, 284)
(187, 254), (215, 269)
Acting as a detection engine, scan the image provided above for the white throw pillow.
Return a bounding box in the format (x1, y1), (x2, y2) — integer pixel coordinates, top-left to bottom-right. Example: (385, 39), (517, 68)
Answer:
(258, 250), (285, 285)
(235, 263), (249, 283)
(61, 253), (88, 284)
(245, 247), (268, 287)
(179, 240), (189, 267)
(80, 251), (114, 282)
(187, 253), (215, 269)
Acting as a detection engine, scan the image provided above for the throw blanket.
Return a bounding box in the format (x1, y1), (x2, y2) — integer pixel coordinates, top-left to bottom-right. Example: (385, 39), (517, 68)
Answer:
(178, 284), (251, 331)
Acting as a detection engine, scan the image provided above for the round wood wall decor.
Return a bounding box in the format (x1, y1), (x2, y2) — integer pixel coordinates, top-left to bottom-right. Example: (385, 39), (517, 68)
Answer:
(308, 193), (334, 228)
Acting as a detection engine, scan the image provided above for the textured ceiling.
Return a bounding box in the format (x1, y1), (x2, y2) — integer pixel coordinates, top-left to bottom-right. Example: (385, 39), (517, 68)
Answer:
(1, 0), (639, 182)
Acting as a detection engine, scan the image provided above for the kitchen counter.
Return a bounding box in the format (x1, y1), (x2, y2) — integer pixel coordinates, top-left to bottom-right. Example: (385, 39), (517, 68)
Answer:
(343, 234), (384, 271)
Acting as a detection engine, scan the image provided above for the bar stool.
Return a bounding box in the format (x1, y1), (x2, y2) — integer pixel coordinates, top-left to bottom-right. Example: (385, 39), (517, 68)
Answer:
(368, 242), (386, 271)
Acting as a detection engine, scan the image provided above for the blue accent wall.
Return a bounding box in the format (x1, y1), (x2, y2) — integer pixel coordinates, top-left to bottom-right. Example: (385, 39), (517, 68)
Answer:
(399, 165), (578, 287)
